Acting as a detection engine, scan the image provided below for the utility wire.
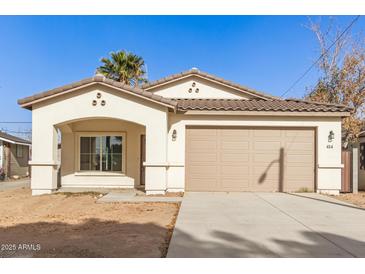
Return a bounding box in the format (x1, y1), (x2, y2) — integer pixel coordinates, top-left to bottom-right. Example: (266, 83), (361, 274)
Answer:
(280, 15), (361, 98)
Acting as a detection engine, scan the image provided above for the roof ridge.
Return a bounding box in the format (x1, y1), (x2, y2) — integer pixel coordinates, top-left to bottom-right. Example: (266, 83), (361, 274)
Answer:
(142, 69), (279, 100)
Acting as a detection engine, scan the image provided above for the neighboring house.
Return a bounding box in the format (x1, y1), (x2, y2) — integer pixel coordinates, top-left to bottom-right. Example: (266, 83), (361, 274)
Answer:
(18, 68), (351, 195)
(0, 131), (31, 179)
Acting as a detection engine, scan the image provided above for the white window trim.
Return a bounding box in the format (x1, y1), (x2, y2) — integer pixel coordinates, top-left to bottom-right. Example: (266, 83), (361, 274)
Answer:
(75, 131), (126, 175)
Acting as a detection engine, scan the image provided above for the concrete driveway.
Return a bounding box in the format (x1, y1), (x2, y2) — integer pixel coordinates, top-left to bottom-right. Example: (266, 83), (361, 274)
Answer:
(167, 192), (365, 258)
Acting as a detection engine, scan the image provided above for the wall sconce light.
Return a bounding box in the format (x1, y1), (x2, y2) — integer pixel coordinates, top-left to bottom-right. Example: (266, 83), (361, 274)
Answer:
(328, 130), (335, 142)
(172, 129), (177, 141)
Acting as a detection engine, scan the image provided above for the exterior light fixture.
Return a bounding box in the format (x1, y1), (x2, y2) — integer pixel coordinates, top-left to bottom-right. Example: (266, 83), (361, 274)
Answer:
(328, 130), (335, 142)
(172, 129), (177, 141)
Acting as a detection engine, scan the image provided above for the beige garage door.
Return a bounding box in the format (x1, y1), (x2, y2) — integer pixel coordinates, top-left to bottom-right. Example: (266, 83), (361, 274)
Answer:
(185, 127), (315, 192)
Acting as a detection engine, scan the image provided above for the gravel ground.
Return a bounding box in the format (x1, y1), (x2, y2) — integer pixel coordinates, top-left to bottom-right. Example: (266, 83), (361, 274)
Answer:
(332, 191), (365, 208)
(0, 188), (180, 258)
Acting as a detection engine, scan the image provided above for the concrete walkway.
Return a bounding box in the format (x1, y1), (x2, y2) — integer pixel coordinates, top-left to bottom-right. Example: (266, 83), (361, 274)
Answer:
(167, 192), (365, 258)
(0, 179), (30, 191)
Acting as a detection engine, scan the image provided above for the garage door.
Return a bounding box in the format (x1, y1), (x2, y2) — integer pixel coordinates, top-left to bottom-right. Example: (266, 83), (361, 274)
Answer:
(185, 127), (315, 192)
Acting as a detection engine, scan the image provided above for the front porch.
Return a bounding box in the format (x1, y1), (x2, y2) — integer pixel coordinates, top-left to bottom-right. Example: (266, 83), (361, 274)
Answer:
(58, 118), (146, 190)
(21, 78), (176, 196)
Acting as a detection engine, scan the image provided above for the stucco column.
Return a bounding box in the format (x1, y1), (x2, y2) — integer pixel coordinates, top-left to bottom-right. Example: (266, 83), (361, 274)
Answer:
(316, 121), (343, 195)
(29, 117), (58, 195)
(144, 114), (168, 195)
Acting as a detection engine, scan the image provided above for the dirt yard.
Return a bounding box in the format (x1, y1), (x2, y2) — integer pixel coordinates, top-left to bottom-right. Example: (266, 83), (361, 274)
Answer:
(0, 188), (180, 258)
(332, 191), (365, 208)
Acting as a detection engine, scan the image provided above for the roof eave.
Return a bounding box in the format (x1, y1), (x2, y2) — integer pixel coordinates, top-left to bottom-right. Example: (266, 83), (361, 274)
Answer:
(176, 110), (351, 117)
(0, 137), (31, 146)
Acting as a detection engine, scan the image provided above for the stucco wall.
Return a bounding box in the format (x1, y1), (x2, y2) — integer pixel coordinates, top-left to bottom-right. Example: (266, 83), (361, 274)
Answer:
(30, 84), (169, 195)
(60, 119), (145, 188)
(166, 114), (343, 194)
(151, 76), (253, 99)
(9, 143), (29, 177)
(359, 136), (365, 190)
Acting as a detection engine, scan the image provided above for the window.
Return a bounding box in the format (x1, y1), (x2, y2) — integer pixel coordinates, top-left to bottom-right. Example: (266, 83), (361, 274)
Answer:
(79, 135), (124, 172)
(360, 143), (365, 170)
(16, 145), (23, 158)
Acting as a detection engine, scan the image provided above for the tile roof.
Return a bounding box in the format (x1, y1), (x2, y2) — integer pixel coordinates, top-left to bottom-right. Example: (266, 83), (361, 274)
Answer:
(17, 71), (351, 117)
(142, 68), (278, 100)
(175, 98), (352, 114)
(0, 131), (31, 145)
(18, 75), (178, 109)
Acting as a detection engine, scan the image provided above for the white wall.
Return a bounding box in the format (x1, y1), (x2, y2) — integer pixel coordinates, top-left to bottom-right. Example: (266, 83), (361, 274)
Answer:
(151, 76), (253, 99)
(166, 114), (343, 194)
(30, 84), (169, 195)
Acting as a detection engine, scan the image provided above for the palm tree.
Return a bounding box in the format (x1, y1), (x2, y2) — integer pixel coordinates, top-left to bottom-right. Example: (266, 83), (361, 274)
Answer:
(97, 50), (147, 87)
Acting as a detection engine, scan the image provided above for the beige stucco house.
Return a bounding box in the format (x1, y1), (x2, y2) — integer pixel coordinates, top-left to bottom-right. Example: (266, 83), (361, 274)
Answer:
(0, 131), (31, 179)
(18, 68), (351, 195)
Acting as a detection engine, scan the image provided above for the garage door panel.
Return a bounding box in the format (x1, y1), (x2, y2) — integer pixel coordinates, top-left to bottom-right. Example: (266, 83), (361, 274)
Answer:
(189, 152), (217, 163)
(254, 129), (281, 137)
(286, 154), (313, 163)
(220, 140), (249, 150)
(188, 140), (217, 151)
(221, 165), (249, 175)
(254, 141), (282, 150)
(285, 142), (313, 151)
(285, 130), (314, 137)
(221, 179), (250, 189)
(221, 153), (249, 162)
(253, 153), (280, 163)
(186, 127), (315, 192)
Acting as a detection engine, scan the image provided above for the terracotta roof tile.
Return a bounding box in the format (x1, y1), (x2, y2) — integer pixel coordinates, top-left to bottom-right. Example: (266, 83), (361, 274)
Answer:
(175, 98), (352, 113)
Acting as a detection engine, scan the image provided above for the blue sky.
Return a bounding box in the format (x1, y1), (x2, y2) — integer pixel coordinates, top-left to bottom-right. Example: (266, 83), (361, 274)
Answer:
(0, 16), (362, 135)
